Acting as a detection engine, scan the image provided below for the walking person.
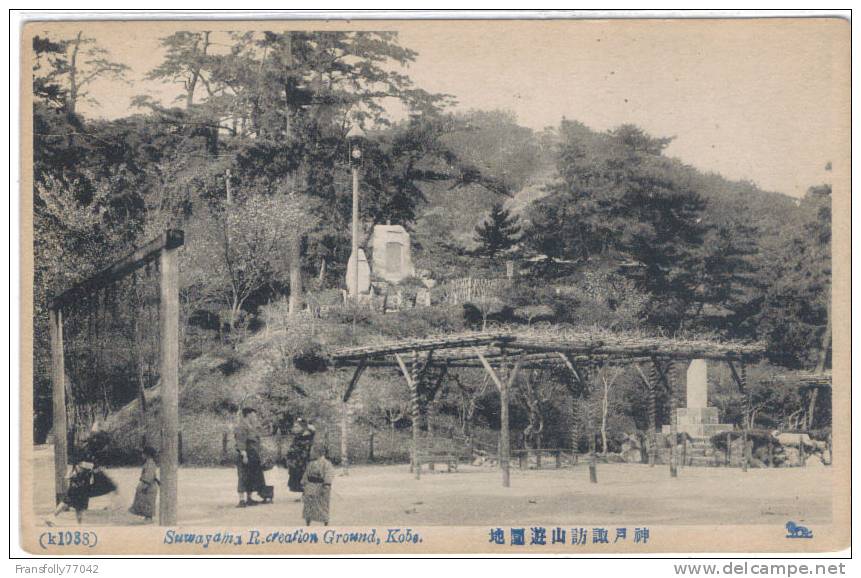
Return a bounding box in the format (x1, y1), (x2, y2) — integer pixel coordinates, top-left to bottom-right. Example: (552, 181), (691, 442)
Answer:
(129, 446), (159, 522)
(301, 445), (334, 526)
(235, 407), (267, 507)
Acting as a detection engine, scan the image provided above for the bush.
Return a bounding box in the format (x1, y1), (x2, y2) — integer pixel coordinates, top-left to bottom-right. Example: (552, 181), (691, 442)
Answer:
(371, 305), (466, 338)
(710, 429), (776, 452)
(292, 341), (330, 373)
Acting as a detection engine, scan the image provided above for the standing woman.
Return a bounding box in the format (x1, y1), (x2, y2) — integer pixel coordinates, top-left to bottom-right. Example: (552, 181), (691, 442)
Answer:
(129, 446), (159, 521)
(301, 445), (334, 526)
(235, 407), (267, 507)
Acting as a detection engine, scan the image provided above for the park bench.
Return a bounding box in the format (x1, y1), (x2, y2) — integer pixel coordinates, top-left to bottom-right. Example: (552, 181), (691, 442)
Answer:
(418, 450), (462, 472)
(417, 440), (471, 472)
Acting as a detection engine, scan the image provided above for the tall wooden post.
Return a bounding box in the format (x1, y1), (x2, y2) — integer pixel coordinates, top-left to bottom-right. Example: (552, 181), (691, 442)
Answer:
(726, 431), (732, 466)
(474, 349), (519, 488)
(648, 383), (657, 468)
(666, 362), (679, 478)
(410, 351), (421, 480)
(499, 356), (511, 488)
(740, 363), (750, 473)
(340, 401), (349, 474)
(159, 241), (180, 526)
(49, 307), (68, 504)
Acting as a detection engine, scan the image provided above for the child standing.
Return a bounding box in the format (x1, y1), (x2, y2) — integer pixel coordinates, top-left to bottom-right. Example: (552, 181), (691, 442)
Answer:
(129, 446), (159, 521)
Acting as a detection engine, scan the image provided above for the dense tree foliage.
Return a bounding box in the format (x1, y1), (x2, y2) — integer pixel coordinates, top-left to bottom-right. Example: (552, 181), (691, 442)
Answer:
(31, 29), (831, 449)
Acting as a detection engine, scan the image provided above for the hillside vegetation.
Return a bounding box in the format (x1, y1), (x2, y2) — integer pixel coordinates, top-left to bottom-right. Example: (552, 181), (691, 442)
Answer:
(33, 30), (831, 458)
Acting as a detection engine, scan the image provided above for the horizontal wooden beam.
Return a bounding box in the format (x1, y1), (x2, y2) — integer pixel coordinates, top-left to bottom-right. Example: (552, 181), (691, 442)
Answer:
(333, 352), (658, 369)
(331, 332), (515, 361)
(51, 229), (184, 311)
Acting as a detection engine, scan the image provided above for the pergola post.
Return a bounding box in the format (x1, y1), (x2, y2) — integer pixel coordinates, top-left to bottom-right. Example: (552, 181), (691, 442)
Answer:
(728, 361), (751, 472)
(634, 363), (658, 467)
(395, 352), (422, 479)
(159, 239), (180, 526)
(49, 307), (68, 504)
(340, 401), (349, 474)
(340, 361), (367, 475)
(557, 352), (587, 466)
(741, 364), (751, 471)
(666, 362), (679, 478)
(499, 354), (511, 487)
(474, 348), (521, 488)
(410, 351), (422, 479)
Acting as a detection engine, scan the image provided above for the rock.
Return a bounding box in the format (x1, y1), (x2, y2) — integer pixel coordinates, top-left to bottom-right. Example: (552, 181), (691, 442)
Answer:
(806, 455), (826, 468)
(621, 449), (642, 463)
(783, 447), (801, 467)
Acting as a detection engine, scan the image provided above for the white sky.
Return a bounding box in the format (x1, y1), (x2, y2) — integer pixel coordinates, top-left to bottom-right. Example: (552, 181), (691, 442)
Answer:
(33, 18), (849, 198)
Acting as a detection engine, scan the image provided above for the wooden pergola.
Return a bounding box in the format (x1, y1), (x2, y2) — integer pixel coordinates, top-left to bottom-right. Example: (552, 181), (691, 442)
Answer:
(329, 329), (765, 486)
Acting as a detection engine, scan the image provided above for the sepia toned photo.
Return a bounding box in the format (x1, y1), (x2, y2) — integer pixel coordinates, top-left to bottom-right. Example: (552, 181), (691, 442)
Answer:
(16, 14), (850, 555)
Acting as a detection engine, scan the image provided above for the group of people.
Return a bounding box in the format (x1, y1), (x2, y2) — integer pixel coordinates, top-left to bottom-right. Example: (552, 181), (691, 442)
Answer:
(234, 407), (333, 526)
(48, 409), (334, 527)
(46, 425), (158, 525)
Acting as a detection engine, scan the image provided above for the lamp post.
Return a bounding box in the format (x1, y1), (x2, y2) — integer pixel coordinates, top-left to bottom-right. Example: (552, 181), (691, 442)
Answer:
(347, 125), (364, 323)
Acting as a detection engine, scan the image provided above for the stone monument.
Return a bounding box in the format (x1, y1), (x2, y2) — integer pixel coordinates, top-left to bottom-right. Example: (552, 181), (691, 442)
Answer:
(370, 224), (415, 283)
(346, 248), (371, 296)
(664, 359), (733, 439)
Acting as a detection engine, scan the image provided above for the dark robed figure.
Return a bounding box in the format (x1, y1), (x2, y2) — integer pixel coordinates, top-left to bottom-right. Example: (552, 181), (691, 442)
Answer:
(287, 418), (316, 493)
(235, 407), (267, 507)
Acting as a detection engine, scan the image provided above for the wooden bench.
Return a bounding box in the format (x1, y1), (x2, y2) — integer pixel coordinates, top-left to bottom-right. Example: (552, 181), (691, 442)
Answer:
(418, 450), (464, 472)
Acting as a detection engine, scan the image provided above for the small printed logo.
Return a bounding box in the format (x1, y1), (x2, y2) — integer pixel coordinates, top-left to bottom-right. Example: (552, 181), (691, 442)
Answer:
(785, 521), (813, 539)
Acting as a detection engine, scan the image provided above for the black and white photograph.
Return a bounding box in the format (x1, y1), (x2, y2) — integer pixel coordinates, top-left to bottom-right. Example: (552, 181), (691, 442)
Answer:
(14, 13), (850, 555)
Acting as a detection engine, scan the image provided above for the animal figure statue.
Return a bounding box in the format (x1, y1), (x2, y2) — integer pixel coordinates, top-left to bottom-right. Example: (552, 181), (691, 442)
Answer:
(785, 521), (813, 539)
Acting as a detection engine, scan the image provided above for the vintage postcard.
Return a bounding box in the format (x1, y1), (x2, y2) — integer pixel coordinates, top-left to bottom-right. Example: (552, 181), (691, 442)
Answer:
(16, 14), (850, 555)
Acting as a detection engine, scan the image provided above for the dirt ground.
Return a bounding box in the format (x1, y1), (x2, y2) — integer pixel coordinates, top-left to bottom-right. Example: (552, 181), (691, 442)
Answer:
(30, 445), (832, 527)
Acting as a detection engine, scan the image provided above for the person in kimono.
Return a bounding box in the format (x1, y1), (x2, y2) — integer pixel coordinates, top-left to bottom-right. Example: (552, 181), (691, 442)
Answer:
(286, 417), (316, 494)
(301, 445), (334, 526)
(129, 446), (159, 521)
(45, 425), (118, 526)
(46, 458), (96, 525)
(235, 406), (267, 507)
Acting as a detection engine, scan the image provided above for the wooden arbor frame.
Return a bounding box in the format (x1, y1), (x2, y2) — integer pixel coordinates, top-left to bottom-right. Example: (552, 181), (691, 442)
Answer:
(331, 330), (764, 486)
(49, 230), (184, 525)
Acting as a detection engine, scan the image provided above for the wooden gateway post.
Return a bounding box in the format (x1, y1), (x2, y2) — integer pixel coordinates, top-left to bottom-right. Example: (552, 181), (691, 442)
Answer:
(159, 236), (180, 525)
(48, 308), (68, 504)
(49, 230), (184, 526)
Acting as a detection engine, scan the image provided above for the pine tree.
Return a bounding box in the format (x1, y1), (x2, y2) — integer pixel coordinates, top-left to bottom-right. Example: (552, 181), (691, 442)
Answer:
(473, 202), (521, 258)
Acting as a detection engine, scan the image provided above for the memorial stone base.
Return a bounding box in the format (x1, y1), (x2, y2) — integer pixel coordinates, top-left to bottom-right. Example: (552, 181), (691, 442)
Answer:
(662, 407), (733, 438)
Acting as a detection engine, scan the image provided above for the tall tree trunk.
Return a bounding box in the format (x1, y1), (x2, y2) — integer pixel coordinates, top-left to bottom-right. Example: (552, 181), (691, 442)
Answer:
(816, 293), (831, 374)
(184, 32), (210, 109)
(66, 32), (82, 120)
(288, 235), (303, 315)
